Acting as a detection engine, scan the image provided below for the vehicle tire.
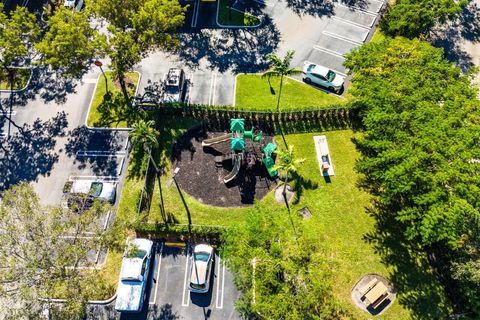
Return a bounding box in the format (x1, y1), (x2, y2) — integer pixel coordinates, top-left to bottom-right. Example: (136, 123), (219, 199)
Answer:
(304, 77), (312, 84)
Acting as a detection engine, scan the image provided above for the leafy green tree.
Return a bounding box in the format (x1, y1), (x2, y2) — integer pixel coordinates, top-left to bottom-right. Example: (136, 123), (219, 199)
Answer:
(88, 0), (186, 102)
(274, 145), (305, 202)
(262, 50), (302, 112)
(0, 183), (112, 319)
(221, 206), (348, 319)
(380, 0), (466, 38)
(345, 36), (480, 313)
(36, 7), (106, 78)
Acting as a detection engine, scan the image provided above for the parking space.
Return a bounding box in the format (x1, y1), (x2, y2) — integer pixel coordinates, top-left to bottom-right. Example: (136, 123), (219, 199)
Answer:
(115, 242), (241, 320)
(301, 0), (386, 75)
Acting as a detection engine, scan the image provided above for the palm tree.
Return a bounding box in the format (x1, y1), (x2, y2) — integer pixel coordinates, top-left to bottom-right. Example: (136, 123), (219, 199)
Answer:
(262, 50), (303, 112)
(274, 145), (305, 203)
(130, 119), (166, 221)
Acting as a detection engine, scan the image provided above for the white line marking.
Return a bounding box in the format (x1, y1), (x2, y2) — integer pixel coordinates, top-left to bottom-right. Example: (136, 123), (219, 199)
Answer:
(215, 256), (221, 308)
(181, 252), (190, 307)
(0, 111), (17, 116)
(187, 72), (193, 105)
(149, 242), (164, 305)
(68, 175), (120, 182)
(208, 73), (217, 106)
(331, 16), (373, 29)
(337, 3), (380, 15)
(211, 73), (218, 106)
(75, 150), (126, 157)
(102, 210), (111, 231)
(313, 45), (346, 59)
(331, 16), (371, 30)
(322, 31), (363, 46)
(304, 60), (348, 77)
(220, 262), (225, 309)
(191, 0), (200, 27)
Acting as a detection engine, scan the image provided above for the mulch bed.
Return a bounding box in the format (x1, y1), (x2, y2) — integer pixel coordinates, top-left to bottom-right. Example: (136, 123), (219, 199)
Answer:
(171, 126), (277, 207)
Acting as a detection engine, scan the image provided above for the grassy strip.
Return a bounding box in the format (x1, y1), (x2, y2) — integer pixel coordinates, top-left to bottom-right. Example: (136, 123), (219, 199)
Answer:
(217, 0), (260, 26)
(235, 74), (344, 111)
(86, 71), (139, 128)
(0, 68), (31, 90)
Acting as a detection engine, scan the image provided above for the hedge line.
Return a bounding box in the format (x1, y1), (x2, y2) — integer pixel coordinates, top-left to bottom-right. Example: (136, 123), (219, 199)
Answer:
(134, 222), (225, 242)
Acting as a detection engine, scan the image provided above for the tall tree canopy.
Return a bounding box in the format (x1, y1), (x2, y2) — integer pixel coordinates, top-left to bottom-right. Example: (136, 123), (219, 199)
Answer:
(344, 36), (480, 313)
(36, 7), (105, 78)
(221, 206), (348, 319)
(88, 0), (186, 100)
(0, 183), (113, 319)
(380, 0), (466, 38)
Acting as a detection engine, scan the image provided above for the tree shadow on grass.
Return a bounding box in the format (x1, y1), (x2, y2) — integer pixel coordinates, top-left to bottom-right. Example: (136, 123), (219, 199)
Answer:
(362, 202), (452, 319)
(291, 171), (319, 205)
(0, 111), (68, 191)
(177, 16), (280, 73)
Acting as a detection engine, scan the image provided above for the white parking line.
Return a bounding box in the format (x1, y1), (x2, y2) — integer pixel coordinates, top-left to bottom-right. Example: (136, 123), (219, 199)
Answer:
(331, 16), (373, 29)
(191, 0), (200, 27)
(215, 258), (226, 309)
(186, 72), (193, 105)
(68, 175), (120, 182)
(75, 150), (127, 157)
(313, 45), (346, 59)
(208, 73), (217, 106)
(337, 3), (380, 15)
(322, 31), (363, 46)
(304, 60), (348, 77)
(149, 242), (164, 305)
(0, 111), (17, 116)
(181, 252), (191, 307)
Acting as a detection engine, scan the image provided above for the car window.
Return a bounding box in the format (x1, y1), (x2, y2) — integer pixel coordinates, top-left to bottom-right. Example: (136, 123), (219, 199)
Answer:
(307, 64), (315, 72)
(141, 257), (147, 276)
(89, 182), (103, 197)
(326, 70), (336, 82)
(312, 73), (327, 81)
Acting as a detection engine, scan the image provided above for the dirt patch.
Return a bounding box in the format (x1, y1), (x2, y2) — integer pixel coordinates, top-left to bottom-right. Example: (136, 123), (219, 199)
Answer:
(171, 126), (277, 207)
(112, 75), (136, 91)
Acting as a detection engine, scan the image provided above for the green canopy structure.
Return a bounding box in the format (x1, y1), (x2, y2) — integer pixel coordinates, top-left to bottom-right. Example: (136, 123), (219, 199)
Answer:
(230, 118), (245, 132)
(231, 138), (246, 151)
(263, 142), (277, 156)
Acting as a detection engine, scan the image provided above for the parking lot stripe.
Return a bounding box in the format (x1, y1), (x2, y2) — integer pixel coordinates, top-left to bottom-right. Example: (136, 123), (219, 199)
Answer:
(191, 0), (200, 27)
(149, 242), (164, 305)
(208, 73), (217, 106)
(331, 16), (373, 29)
(182, 251), (190, 307)
(336, 3), (379, 15)
(322, 31), (363, 46)
(68, 175), (120, 182)
(215, 256), (222, 309)
(0, 111), (17, 116)
(312, 45), (345, 59)
(75, 150), (127, 157)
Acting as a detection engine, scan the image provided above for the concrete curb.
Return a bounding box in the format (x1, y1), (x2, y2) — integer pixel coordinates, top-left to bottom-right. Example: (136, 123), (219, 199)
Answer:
(42, 293), (117, 306)
(215, 1), (263, 29)
(0, 67), (34, 94)
(84, 70), (142, 131)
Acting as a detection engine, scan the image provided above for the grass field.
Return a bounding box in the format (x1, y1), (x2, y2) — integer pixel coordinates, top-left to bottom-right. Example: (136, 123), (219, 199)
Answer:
(86, 71), (139, 128)
(0, 68), (31, 90)
(217, 0), (260, 26)
(235, 74), (344, 111)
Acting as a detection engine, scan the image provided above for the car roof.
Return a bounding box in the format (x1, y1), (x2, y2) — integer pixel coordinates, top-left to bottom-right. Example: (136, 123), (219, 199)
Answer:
(120, 258), (144, 280)
(130, 238), (153, 252)
(194, 244), (213, 254)
(190, 261), (208, 285)
(310, 64), (330, 77)
(71, 180), (115, 195)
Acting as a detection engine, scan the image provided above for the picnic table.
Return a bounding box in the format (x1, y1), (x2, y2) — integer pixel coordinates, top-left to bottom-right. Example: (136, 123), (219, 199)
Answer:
(365, 282), (389, 309)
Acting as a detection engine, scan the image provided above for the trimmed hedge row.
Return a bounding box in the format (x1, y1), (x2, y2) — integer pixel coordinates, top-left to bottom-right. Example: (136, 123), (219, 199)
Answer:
(134, 223), (225, 242)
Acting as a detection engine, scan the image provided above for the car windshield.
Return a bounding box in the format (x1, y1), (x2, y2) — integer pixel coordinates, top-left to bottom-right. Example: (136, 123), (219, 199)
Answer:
(89, 182), (103, 197)
(165, 85), (179, 94)
(190, 282), (206, 289)
(326, 70), (336, 82)
(194, 252), (210, 262)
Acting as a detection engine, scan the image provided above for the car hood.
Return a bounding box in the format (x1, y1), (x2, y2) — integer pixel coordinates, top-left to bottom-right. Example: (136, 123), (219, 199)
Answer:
(331, 74), (345, 87)
(163, 94), (180, 103)
(98, 183), (116, 201)
(115, 281), (143, 312)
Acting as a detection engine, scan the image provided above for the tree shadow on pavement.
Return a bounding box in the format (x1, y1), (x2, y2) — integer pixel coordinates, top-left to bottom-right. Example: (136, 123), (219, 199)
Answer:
(285, 0), (335, 17)
(6, 66), (79, 107)
(64, 126), (126, 176)
(362, 202), (452, 319)
(0, 111), (68, 191)
(430, 0), (480, 72)
(177, 16), (280, 73)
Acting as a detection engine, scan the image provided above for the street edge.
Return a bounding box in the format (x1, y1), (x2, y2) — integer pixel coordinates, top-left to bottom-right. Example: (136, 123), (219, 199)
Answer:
(84, 70), (142, 131)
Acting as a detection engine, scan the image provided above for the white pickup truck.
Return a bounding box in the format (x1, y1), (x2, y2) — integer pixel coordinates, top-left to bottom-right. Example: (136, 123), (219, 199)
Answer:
(115, 239), (154, 313)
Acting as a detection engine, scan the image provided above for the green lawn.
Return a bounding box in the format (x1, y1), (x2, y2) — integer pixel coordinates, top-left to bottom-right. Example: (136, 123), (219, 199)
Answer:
(235, 74), (344, 111)
(0, 68), (31, 90)
(217, 0), (260, 26)
(86, 71), (139, 128)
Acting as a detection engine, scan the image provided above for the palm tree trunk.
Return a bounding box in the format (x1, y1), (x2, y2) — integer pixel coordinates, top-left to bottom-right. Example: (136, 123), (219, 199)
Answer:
(276, 75), (284, 113)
